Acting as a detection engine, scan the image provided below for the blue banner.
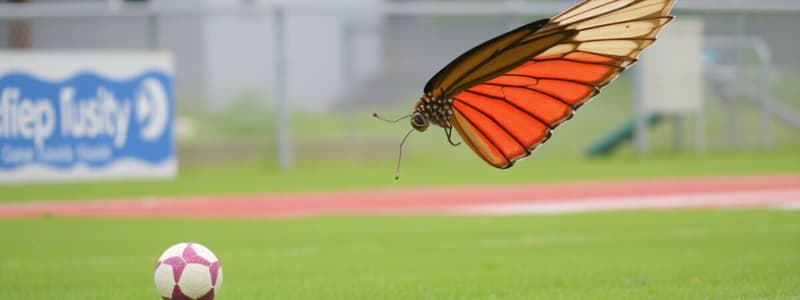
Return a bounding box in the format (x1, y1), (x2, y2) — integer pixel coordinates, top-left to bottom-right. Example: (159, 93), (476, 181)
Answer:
(0, 70), (174, 176)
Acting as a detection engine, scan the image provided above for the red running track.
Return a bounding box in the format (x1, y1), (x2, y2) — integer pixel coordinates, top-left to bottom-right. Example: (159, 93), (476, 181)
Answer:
(0, 175), (798, 219)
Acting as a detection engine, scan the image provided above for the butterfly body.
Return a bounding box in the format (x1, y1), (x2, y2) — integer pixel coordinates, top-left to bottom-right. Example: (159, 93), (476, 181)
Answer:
(411, 93), (453, 132)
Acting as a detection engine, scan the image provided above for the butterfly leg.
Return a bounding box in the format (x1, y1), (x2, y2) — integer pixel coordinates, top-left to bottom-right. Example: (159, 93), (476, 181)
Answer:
(444, 127), (461, 147)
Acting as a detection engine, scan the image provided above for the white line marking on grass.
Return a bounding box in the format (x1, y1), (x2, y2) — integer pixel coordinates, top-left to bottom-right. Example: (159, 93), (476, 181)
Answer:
(777, 202), (800, 210)
(447, 189), (800, 216)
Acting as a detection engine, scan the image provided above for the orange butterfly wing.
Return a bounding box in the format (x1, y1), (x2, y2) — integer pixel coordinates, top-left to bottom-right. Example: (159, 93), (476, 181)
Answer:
(447, 0), (675, 168)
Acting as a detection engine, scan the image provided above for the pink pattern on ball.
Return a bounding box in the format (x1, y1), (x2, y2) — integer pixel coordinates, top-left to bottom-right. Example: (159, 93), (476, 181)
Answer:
(171, 285), (192, 300)
(198, 289), (215, 300)
(183, 243), (211, 266)
(162, 256), (186, 283)
(209, 261), (220, 286)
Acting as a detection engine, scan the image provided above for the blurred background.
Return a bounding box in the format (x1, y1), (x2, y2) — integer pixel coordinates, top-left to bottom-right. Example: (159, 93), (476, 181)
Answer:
(0, 0), (798, 199)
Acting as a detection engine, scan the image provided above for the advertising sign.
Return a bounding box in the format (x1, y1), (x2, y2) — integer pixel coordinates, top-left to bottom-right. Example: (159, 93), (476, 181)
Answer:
(0, 52), (175, 183)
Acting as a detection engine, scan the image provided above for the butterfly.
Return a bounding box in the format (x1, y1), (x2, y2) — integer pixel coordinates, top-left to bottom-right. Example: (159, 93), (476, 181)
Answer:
(376, 0), (675, 179)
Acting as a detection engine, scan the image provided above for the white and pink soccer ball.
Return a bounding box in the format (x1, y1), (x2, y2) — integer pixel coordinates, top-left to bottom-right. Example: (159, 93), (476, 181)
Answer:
(154, 242), (223, 300)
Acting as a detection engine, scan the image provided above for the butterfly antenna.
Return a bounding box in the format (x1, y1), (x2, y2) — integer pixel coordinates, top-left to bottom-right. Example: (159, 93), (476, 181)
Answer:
(373, 113), (411, 123)
(394, 128), (414, 180)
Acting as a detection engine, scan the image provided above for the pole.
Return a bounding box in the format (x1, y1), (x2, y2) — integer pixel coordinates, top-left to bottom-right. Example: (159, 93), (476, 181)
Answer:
(695, 107), (705, 156)
(633, 66), (648, 157)
(757, 46), (773, 149)
(147, 15), (159, 49)
(273, 6), (292, 170)
(726, 0), (746, 148)
(672, 114), (684, 152)
(342, 22), (356, 138)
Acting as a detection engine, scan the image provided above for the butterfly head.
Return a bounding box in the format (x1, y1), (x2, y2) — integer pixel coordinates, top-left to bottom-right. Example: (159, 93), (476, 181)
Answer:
(411, 112), (429, 132)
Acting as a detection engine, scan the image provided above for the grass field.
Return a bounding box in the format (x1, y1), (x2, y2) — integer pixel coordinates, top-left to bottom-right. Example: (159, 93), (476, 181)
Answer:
(2, 149), (798, 203)
(1, 210), (798, 299)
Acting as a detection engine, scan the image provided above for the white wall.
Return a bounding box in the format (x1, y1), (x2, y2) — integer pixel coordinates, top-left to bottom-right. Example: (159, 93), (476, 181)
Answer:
(203, 13), (273, 110)
(201, 0), (382, 111)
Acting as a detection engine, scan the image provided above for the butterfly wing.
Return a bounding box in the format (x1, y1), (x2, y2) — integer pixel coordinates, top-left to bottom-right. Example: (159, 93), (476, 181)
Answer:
(423, 19), (576, 100)
(441, 0), (675, 168)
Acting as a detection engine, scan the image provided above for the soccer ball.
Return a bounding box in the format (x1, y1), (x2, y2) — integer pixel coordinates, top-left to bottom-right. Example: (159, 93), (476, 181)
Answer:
(154, 242), (223, 300)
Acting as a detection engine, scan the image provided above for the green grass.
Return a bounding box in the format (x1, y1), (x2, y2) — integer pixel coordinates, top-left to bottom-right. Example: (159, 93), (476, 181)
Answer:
(1, 148), (798, 203)
(1, 210), (798, 299)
